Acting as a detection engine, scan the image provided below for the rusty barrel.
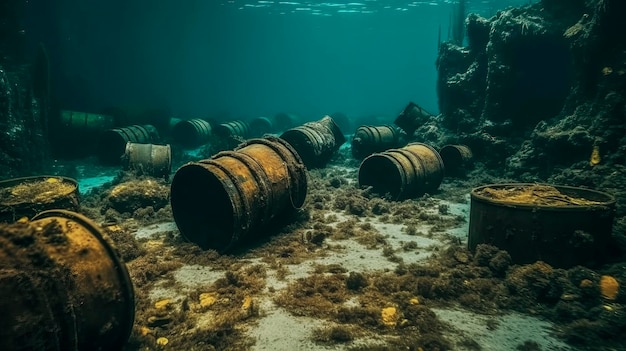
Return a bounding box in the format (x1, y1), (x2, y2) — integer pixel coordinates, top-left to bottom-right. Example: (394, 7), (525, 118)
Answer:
(170, 136), (307, 253)
(215, 120), (250, 139)
(351, 125), (405, 159)
(59, 110), (115, 132)
(393, 102), (434, 136)
(122, 142), (172, 179)
(358, 142), (444, 200)
(279, 115), (346, 168)
(0, 209), (135, 351)
(98, 124), (160, 164)
(439, 144), (473, 175)
(171, 118), (212, 148)
(249, 116), (274, 137)
(0, 176), (80, 223)
(469, 183), (616, 268)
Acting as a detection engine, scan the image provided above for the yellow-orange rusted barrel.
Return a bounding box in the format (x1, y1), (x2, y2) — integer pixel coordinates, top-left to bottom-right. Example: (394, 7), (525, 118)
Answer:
(0, 209), (135, 351)
(358, 142), (444, 200)
(170, 136), (307, 252)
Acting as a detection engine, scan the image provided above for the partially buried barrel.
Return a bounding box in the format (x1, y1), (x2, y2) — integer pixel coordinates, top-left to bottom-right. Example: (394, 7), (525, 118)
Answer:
(351, 125), (405, 159)
(98, 124), (160, 164)
(170, 136), (307, 252)
(279, 115), (346, 168)
(358, 142), (444, 200)
(468, 183), (616, 268)
(171, 118), (212, 148)
(0, 176), (80, 223)
(123, 142), (172, 179)
(0, 209), (135, 351)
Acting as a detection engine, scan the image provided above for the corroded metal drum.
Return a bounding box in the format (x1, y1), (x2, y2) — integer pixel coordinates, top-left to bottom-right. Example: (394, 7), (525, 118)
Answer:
(358, 143), (444, 200)
(468, 183), (616, 268)
(393, 102), (434, 136)
(279, 115), (346, 168)
(249, 117), (274, 137)
(171, 118), (212, 148)
(98, 124), (160, 164)
(170, 136), (307, 252)
(0, 209), (135, 351)
(0, 176), (80, 223)
(123, 142), (172, 179)
(215, 120), (250, 139)
(351, 125), (404, 159)
(439, 144), (473, 175)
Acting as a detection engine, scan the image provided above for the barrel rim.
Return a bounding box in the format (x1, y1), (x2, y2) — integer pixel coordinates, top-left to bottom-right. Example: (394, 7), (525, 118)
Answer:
(0, 175), (78, 190)
(470, 183), (616, 210)
(30, 209), (135, 350)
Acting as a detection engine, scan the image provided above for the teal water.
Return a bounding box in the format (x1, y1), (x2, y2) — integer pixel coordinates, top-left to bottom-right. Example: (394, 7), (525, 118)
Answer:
(27, 0), (536, 122)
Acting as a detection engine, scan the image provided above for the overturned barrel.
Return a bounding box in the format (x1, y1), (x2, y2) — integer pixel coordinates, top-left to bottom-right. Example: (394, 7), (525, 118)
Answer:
(122, 142), (172, 179)
(468, 183), (616, 268)
(279, 115), (346, 168)
(171, 118), (212, 148)
(98, 124), (160, 165)
(351, 125), (405, 160)
(0, 209), (135, 351)
(215, 120), (250, 139)
(170, 136), (307, 252)
(394, 102), (434, 136)
(358, 142), (444, 200)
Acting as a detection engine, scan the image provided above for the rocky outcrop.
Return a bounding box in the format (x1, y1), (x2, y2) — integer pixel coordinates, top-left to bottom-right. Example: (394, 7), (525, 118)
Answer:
(436, 0), (625, 175)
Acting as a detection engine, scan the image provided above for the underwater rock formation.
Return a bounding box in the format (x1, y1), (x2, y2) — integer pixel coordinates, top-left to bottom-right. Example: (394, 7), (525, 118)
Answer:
(436, 0), (625, 174)
(0, 0), (49, 178)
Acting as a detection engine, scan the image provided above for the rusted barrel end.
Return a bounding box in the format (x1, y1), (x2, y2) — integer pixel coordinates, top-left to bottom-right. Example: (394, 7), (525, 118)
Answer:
(358, 142), (443, 200)
(468, 183), (616, 268)
(0, 176), (80, 223)
(171, 136), (307, 252)
(439, 144), (473, 175)
(0, 209), (135, 350)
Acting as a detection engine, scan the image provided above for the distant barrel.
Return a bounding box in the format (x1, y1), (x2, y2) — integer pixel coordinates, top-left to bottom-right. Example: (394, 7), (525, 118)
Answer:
(0, 209), (135, 351)
(122, 142), (172, 179)
(273, 112), (299, 132)
(170, 136), (307, 253)
(215, 120), (250, 140)
(279, 115), (346, 168)
(394, 102), (434, 136)
(171, 118), (212, 148)
(249, 117), (274, 137)
(358, 142), (444, 200)
(351, 125), (405, 159)
(59, 110), (115, 132)
(98, 124), (160, 164)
